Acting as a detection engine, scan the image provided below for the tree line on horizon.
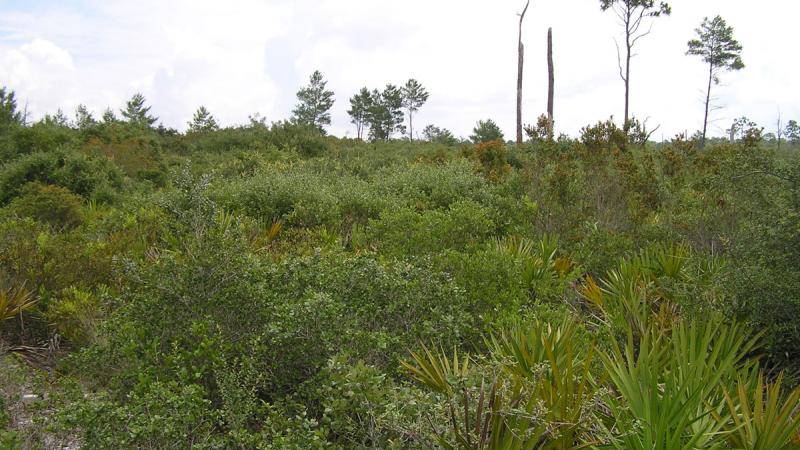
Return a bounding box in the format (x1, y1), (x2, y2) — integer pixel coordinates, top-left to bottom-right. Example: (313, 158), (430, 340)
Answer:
(0, 2), (789, 148)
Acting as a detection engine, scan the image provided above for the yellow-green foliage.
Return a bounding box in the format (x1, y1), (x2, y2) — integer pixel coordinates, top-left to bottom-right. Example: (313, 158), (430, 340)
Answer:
(0, 284), (35, 323)
(8, 182), (84, 229)
(0, 117), (799, 448)
(44, 286), (103, 346)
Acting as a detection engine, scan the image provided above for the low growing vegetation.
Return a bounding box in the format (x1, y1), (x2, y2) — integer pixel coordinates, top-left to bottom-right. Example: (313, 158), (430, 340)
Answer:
(0, 87), (799, 448)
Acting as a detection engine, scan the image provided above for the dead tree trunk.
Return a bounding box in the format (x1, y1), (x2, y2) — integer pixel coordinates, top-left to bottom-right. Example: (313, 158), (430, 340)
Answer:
(516, 0), (530, 147)
(702, 60), (714, 147)
(547, 27), (554, 140)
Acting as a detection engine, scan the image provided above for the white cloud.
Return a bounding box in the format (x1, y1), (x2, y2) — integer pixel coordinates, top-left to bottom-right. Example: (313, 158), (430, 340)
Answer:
(0, 0), (797, 139)
(0, 38), (77, 118)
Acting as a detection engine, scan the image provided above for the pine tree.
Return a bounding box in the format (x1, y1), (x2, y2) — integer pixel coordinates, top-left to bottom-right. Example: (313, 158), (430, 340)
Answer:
(687, 16), (744, 147)
(423, 124), (458, 145)
(600, 0), (671, 130)
(292, 70), (335, 133)
(785, 120), (800, 145)
(102, 107), (118, 124)
(347, 88), (372, 140)
(401, 79), (429, 142)
(0, 87), (22, 127)
(42, 108), (71, 127)
(365, 85), (405, 141)
(470, 119), (505, 143)
(188, 106), (219, 133)
(121, 92), (158, 128)
(75, 104), (96, 129)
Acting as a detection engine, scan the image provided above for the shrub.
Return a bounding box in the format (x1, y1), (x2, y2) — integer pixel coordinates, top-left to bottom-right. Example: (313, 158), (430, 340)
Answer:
(44, 286), (104, 346)
(0, 151), (123, 205)
(302, 355), (442, 449)
(0, 209), (133, 297)
(374, 161), (494, 210)
(580, 118), (628, 152)
(80, 135), (164, 180)
(57, 381), (221, 449)
(268, 121), (329, 157)
(368, 200), (495, 256)
(214, 168), (343, 228)
(7, 182), (84, 229)
(473, 139), (511, 181)
(4, 122), (75, 160)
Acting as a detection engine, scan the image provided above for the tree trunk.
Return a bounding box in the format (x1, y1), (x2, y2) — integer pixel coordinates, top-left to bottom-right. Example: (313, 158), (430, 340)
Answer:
(547, 27), (554, 140)
(702, 62), (713, 147)
(409, 111), (414, 142)
(516, 0), (530, 147)
(623, 34), (631, 130)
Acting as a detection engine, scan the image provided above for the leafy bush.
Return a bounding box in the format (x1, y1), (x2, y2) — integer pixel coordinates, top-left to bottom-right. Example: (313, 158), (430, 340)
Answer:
(215, 168), (357, 228)
(580, 118), (629, 151)
(368, 200), (495, 256)
(44, 286), (104, 346)
(302, 356), (441, 449)
(2, 122), (76, 161)
(0, 151), (123, 205)
(57, 382), (221, 449)
(472, 140), (511, 181)
(374, 161), (494, 210)
(6, 182), (84, 229)
(268, 121), (329, 157)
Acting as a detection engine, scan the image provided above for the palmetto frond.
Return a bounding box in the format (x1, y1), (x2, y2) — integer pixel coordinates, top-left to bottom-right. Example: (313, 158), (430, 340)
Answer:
(401, 344), (471, 394)
(0, 283), (37, 322)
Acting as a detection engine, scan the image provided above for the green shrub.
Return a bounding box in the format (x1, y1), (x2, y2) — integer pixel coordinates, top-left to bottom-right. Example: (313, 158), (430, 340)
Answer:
(0, 216), (120, 296)
(7, 182), (84, 229)
(374, 161), (493, 210)
(215, 168), (342, 227)
(268, 121), (329, 157)
(44, 286), (104, 346)
(0, 151), (123, 205)
(368, 200), (495, 256)
(436, 248), (528, 322)
(580, 118), (628, 152)
(57, 381), (221, 449)
(303, 355), (442, 449)
(4, 122), (76, 160)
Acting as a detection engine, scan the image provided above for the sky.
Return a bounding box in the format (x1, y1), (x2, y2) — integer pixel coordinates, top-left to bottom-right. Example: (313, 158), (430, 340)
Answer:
(0, 0), (797, 140)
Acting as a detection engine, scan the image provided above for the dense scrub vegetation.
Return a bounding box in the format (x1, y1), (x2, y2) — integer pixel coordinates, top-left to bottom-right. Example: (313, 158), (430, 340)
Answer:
(1, 101), (800, 448)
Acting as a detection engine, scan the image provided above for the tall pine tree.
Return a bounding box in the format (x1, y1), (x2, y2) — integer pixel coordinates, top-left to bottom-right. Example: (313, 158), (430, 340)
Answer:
(347, 87), (372, 140)
(74, 104), (96, 129)
(600, 0), (671, 130)
(121, 93), (158, 128)
(366, 85), (405, 141)
(0, 87), (22, 128)
(188, 106), (219, 133)
(687, 16), (744, 146)
(401, 79), (429, 142)
(292, 70), (335, 133)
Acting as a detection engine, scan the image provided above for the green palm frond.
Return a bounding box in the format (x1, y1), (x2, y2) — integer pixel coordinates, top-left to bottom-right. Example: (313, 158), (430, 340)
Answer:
(600, 318), (761, 450)
(0, 283), (37, 322)
(637, 243), (690, 280)
(486, 319), (579, 380)
(401, 344), (471, 394)
(716, 371), (800, 450)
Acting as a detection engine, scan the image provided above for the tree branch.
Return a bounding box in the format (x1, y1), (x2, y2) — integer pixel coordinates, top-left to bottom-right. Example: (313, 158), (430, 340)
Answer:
(630, 23), (654, 48)
(629, 8), (647, 36)
(614, 39), (626, 82)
